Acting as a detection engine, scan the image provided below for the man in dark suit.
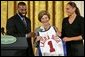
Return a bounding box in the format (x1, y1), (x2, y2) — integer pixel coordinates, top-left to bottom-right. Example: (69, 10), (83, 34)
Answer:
(6, 2), (34, 56)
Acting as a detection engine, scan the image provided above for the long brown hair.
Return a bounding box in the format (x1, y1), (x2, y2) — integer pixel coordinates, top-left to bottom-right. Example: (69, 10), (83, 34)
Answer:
(67, 2), (80, 16)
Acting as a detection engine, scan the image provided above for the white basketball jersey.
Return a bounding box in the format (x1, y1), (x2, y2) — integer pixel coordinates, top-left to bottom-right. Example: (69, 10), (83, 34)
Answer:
(38, 26), (66, 56)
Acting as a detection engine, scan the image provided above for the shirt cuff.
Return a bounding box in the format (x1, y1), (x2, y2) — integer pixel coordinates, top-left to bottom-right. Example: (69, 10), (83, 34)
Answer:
(25, 34), (28, 38)
(80, 36), (83, 39)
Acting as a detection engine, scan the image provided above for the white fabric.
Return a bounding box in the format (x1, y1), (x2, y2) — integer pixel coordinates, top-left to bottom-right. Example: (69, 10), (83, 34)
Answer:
(38, 26), (65, 56)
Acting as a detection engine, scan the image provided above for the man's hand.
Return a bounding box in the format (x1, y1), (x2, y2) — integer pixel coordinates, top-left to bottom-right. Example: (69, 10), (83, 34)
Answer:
(26, 32), (35, 38)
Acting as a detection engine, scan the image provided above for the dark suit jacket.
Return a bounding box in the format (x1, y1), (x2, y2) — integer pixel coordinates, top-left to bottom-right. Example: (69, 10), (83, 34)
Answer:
(6, 14), (34, 56)
(6, 14), (31, 37)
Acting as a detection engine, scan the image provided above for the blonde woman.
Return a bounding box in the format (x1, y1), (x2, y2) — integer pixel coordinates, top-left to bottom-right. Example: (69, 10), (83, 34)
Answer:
(34, 10), (66, 56)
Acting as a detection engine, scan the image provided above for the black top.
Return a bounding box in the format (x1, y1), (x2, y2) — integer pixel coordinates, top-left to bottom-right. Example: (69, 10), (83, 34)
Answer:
(6, 14), (32, 46)
(61, 15), (84, 41)
(6, 14), (34, 56)
(6, 14), (31, 37)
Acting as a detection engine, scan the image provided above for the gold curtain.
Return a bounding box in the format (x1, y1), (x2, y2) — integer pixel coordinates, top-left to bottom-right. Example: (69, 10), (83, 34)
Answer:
(1, 1), (71, 55)
(1, 1), (70, 32)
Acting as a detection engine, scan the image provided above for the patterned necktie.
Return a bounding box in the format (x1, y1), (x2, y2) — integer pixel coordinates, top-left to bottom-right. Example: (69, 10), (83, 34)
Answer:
(23, 18), (27, 27)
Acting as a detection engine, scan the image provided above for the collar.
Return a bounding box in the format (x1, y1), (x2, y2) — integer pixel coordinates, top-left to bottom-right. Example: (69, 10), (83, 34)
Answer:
(17, 13), (24, 21)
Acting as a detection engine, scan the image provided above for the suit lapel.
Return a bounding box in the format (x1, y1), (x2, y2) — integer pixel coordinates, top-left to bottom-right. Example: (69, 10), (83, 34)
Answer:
(15, 14), (27, 33)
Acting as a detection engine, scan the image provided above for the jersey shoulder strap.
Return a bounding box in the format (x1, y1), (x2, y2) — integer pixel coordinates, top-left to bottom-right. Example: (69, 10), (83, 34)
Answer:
(52, 26), (58, 33)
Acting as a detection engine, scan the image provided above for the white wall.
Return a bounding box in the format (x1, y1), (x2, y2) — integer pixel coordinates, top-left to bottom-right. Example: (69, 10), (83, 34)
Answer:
(72, 1), (84, 17)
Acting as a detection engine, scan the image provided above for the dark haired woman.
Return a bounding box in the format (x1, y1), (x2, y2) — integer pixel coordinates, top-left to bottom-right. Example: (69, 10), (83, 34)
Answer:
(61, 2), (84, 56)
(34, 10), (66, 56)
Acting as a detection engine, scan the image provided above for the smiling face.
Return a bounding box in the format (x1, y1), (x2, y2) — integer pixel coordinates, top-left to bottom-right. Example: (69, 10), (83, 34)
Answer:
(18, 5), (27, 17)
(41, 15), (49, 23)
(38, 11), (50, 26)
(66, 4), (76, 16)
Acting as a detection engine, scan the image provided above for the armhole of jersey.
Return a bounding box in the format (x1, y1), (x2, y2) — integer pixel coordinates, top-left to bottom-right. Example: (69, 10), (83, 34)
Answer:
(53, 26), (57, 33)
(53, 26), (61, 38)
